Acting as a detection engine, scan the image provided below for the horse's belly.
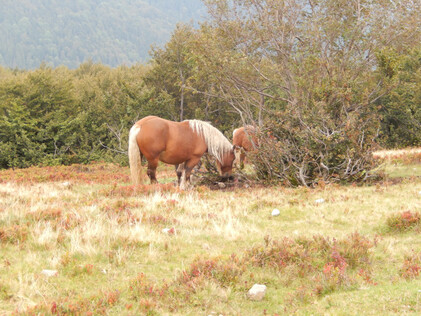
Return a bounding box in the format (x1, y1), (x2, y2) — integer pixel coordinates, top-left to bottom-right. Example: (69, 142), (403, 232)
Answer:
(159, 151), (189, 165)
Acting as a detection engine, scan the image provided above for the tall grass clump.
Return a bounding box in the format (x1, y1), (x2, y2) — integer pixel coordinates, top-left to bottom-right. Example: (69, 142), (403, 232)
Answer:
(386, 211), (421, 232)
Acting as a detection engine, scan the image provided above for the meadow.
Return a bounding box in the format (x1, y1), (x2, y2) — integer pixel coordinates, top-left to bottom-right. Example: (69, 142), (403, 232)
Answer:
(1, 151), (421, 315)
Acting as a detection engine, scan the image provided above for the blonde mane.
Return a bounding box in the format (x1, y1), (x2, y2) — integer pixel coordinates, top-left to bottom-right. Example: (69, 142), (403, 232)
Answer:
(187, 120), (233, 163)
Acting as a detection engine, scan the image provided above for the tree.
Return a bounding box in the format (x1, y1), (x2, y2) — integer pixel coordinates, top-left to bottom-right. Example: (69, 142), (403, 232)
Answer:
(0, 66), (77, 167)
(195, 0), (421, 185)
(377, 47), (421, 148)
(0, 62), (152, 168)
(146, 24), (196, 121)
(72, 62), (151, 164)
(146, 23), (238, 131)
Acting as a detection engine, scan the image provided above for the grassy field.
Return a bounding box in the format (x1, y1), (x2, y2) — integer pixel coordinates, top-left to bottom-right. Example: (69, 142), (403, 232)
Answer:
(1, 151), (421, 315)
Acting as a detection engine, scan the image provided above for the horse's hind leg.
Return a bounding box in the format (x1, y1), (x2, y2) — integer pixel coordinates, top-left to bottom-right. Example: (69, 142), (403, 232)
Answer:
(147, 159), (159, 184)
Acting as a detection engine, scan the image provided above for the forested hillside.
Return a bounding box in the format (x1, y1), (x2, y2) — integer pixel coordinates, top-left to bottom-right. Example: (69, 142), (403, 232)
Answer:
(0, 0), (205, 69)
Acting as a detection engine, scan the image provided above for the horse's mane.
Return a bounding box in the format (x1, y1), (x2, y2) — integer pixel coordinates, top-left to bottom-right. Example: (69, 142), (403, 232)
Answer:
(187, 120), (232, 163)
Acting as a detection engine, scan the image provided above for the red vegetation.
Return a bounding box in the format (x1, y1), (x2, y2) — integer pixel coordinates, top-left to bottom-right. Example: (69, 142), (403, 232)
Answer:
(101, 183), (178, 197)
(178, 254), (245, 289)
(25, 290), (120, 315)
(24, 232), (377, 314)
(386, 211), (420, 232)
(0, 224), (29, 244)
(26, 208), (80, 230)
(400, 251), (421, 279)
(100, 200), (141, 224)
(0, 163), (130, 185)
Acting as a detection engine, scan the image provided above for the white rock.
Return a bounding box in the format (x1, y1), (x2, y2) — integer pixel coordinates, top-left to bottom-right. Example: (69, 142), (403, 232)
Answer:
(271, 208), (280, 216)
(315, 198), (325, 204)
(61, 182), (71, 187)
(418, 191), (421, 196)
(162, 227), (175, 235)
(217, 182), (226, 189)
(41, 269), (58, 277)
(247, 284), (267, 301)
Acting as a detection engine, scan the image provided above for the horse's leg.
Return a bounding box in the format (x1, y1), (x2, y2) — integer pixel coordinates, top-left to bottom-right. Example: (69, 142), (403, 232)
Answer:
(175, 163), (184, 185)
(234, 146), (242, 169)
(180, 158), (200, 190)
(147, 159), (159, 184)
(240, 151), (246, 169)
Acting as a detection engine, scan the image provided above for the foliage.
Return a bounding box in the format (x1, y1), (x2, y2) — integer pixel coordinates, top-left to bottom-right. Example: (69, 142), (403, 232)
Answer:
(0, 63), (151, 168)
(146, 24), (237, 131)
(377, 47), (421, 148)
(0, 54), (237, 169)
(193, 0), (421, 186)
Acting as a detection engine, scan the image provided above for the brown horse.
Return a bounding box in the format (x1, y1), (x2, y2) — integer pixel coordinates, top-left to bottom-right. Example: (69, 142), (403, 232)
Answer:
(128, 116), (235, 189)
(232, 125), (258, 169)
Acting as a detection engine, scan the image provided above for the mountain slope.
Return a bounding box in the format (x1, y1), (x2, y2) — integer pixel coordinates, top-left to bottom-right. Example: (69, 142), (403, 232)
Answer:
(0, 0), (205, 69)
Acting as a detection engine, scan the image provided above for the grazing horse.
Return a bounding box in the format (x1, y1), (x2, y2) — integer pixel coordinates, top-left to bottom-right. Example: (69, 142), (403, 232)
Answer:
(128, 116), (235, 189)
(232, 125), (258, 169)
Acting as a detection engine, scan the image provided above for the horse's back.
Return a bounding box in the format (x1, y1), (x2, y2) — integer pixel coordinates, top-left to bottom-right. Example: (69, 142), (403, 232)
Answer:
(232, 127), (244, 147)
(134, 116), (206, 164)
(233, 125), (257, 151)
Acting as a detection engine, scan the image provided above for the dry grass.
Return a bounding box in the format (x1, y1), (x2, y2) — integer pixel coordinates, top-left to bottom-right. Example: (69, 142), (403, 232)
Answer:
(0, 158), (421, 315)
(373, 147), (421, 159)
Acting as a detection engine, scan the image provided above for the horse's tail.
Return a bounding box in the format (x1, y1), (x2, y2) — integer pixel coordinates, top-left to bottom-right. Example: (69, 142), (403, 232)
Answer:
(128, 124), (143, 185)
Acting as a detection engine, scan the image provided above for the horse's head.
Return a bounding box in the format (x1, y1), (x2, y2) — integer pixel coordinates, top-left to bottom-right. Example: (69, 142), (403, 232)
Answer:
(216, 146), (236, 178)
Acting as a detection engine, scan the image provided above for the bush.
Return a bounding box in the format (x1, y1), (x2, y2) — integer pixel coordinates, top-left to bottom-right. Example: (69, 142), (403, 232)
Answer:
(251, 114), (379, 186)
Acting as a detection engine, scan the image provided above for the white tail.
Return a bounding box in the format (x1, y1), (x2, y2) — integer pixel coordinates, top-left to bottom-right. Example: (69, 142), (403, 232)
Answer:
(128, 125), (143, 184)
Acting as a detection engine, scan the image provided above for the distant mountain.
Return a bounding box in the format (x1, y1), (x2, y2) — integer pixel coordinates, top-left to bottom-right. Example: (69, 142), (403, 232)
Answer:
(0, 0), (206, 69)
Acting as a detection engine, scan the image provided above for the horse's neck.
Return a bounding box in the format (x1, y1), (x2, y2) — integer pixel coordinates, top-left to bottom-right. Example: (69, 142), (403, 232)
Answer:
(187, 120), (231, 162)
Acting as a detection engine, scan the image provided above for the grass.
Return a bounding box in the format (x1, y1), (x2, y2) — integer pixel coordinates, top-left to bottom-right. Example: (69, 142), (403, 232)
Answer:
(0, 154), (421, 315)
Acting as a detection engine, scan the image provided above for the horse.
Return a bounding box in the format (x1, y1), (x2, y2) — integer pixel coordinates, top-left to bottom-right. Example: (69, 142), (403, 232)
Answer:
(232, 125), (258, 169)
(128, 116), (235, 189)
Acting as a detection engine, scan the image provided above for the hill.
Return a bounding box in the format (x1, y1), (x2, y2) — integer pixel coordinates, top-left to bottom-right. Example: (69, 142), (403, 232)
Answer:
(0, 0), (205, 69)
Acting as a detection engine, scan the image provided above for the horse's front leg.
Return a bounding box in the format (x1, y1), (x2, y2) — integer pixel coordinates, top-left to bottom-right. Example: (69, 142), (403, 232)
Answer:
(240, 151), (246, 169)
(175, 163), (184, 185)
(147, 159), (159, 184)
(179, 158), (200, 190)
